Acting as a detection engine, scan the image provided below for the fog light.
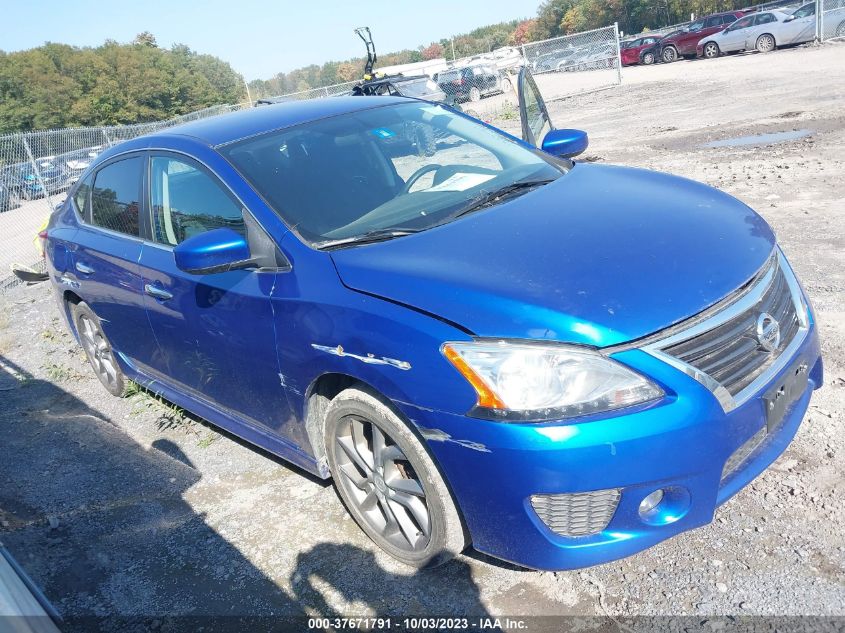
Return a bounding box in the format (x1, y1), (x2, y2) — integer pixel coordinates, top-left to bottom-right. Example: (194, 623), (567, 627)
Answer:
(639, 489), (665, 516)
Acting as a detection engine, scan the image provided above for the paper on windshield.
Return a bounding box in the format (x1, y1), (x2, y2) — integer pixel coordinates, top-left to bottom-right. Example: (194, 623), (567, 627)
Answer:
(426, 172), (495, 192)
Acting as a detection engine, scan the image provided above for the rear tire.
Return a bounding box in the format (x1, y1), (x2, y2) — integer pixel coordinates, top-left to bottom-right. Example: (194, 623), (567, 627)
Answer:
(324, 386), (467, 568)
(468, 87), (481, 102)
(500, 78), (512, 93)
(71, 301), (127, 397)
(703, 42), (720, 59)
(836, 20), (845, 37)
(662, 46), (678, 63)
(756, 33), (776, 53)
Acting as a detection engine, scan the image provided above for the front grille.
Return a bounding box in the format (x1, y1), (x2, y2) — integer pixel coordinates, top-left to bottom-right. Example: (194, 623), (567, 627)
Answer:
(721, 426), (767, 482)
(530, 489), (621, 537)
(661, 257), (800, 398)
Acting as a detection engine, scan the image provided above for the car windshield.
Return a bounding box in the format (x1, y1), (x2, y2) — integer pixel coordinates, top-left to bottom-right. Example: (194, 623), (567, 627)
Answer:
(221, 101), (566, 247)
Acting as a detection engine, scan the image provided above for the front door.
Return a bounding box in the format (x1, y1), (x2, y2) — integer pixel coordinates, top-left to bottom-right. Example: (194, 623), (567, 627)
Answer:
(720, 14), (757, 50)
(138, 153), (292, 434)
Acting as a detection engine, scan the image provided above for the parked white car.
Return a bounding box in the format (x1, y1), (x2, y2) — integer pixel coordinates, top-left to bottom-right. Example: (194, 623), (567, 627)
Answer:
(696, 11), (790, 57)
(790, 0), (845, 40)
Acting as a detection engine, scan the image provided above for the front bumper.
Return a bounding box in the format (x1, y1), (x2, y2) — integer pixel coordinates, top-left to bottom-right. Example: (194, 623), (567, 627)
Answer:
(399, 323), (821, 571)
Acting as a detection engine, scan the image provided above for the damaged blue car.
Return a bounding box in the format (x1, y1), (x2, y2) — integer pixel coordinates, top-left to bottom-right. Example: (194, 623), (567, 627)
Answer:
(45, 70), (822, 570)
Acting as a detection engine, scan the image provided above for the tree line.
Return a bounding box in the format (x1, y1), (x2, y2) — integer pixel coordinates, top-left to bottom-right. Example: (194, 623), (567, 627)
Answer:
(0, 33), (244, 134)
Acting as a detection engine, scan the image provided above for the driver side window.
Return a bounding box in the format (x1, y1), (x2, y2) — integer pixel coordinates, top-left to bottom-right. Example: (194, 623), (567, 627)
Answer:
(149, 156), (245, 246)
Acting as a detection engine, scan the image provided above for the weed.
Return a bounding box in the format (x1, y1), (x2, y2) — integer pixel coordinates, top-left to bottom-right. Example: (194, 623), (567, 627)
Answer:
(42, 363), (77, 382)
(197, 432), (220, 449)
(40, 329), (57, 342)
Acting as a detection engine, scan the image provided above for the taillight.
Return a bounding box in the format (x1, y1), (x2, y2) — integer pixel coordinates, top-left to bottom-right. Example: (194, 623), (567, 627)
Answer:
(38, 229), (48, 258)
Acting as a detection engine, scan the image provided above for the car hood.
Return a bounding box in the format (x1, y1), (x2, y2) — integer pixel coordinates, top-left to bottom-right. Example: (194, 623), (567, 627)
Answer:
(330, 163), (775, 348)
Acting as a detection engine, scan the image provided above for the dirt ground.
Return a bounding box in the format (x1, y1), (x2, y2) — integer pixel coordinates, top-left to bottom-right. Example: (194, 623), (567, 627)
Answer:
(0, 42), (843, 628)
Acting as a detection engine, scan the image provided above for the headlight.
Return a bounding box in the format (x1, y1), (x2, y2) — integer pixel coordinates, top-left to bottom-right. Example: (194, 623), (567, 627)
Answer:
(442, 340), (663, 422)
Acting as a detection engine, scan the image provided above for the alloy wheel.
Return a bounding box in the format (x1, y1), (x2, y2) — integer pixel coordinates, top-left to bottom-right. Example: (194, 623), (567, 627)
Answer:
(642, 52), (655, 65)
(836, 21), (845, 37)
(662, 47), (677, 63)
(704, 42), (719, 58)
(468, 87), (481, 102)
(333, 415), (431, 553)
(757, 34), (775, 53)
(78, 313), (121, 392)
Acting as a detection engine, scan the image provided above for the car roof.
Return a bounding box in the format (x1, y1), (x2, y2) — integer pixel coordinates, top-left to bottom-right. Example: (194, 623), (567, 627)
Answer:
(148, 96), (409, 147)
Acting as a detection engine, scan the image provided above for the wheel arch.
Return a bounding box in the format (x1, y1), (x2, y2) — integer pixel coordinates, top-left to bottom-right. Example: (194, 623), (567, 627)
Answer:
(62, 290), (84, 340)
(312, 375), (472, 549)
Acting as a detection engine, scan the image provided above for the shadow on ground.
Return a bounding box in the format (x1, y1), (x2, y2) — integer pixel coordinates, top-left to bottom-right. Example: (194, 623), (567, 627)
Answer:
(0, 355), (489, 632)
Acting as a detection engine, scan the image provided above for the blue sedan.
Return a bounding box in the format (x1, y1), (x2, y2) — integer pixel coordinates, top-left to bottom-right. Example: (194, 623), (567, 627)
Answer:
(44, 72), (822, 570)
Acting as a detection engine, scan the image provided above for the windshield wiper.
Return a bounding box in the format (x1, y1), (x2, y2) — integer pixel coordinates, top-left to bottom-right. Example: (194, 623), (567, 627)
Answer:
(446, 179), (554, 221)
(315, 228), (422, 250)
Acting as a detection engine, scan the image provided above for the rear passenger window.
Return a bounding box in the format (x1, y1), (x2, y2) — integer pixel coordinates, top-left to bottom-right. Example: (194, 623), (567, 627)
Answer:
(756, 13), (776, 24)
(90, 158), (142, 236)
(74, 175), (92, 217)
(150, 156), (244, 246)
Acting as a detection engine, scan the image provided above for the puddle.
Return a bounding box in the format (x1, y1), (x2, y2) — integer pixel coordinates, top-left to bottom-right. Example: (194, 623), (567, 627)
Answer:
(701, 129), (813, 149)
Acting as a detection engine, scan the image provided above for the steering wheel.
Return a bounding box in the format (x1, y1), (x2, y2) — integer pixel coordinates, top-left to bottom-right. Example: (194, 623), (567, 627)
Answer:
(401, 164), (442, 194)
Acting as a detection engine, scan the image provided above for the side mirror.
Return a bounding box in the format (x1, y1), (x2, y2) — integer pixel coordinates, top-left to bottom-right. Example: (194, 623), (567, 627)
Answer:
(784, 14), (795, 21)
(174, 228), (253, 275)
(541, 129), (589, 159)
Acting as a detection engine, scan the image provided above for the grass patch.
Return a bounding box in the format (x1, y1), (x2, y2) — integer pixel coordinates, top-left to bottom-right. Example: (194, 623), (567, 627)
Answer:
(42, 362), (80, 382)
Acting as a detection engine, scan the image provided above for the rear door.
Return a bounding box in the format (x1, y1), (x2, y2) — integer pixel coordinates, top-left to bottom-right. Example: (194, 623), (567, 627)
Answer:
(719, 15), (757, 50)
(70, 154), (160, 370)
(138, 152), (292, 434)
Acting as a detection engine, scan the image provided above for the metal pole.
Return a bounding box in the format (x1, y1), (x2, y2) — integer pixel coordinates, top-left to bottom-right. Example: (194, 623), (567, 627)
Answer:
(20, 133), (55, 212)
(614, 23), (623, 85)
(102, 128), (113, 148)
(451, 38), (456, 60)
(818, 0), (824, 40)
(243, 78), (253, 106)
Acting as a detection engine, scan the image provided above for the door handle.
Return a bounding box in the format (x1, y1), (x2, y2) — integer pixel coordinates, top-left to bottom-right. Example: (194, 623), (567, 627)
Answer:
(75, 261), (95, 274)
(144, 283), (173, 301)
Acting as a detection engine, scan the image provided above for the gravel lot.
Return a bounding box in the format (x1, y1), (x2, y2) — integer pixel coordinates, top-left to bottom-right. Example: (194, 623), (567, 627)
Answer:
(0, 42), (843, 628)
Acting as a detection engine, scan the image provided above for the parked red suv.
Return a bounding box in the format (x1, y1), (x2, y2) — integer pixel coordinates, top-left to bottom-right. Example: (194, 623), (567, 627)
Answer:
(658, 11), (746, 62)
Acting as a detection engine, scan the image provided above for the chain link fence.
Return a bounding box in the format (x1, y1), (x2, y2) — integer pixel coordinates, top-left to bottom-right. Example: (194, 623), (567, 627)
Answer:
(819, 0), (845, 38)
(259, 25), (622, 129)
(0, 104), (241, 292)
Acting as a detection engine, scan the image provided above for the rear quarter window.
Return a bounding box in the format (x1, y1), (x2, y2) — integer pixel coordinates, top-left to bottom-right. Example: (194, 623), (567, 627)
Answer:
(89, 157), (143, 236)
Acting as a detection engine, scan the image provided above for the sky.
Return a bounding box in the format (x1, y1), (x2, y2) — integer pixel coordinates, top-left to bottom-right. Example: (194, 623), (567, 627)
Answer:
(0, 0), (540, 81)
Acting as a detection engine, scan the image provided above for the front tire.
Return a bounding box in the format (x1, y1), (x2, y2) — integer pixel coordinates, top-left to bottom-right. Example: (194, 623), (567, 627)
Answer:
(642, 51), (655, 65)
(835, 20), (845, 37)
(500, 78), (512, 93)
(72, 301), (127, 397)
(756, 33), (776, 53)
(703, 42), (720, 58)
(468, 87), (481, 102)
(325, 387), (467, 568)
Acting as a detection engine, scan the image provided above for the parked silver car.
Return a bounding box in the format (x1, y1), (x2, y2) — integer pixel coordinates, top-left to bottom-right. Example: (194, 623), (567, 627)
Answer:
(697, 11), (791, 57)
